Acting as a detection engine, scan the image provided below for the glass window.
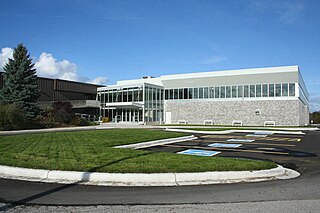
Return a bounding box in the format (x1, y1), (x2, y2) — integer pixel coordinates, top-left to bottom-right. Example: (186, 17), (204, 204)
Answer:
(118, 90), (123, 102)
(169, 89), (174, 100)
(289, 83), (295, 96)
(256, 85), (261, 97)
(226, 86), (231, 98)
(189, 88), (193, 99)
(250, 85), (255, 97)
(204, 87), (209, 98)
(275, 84), (281, 97)
(262, 84), (268, 97)
(193, 88), (199, 99)
(232, 86), (237, 98)
(199, 87), (204, 99)
(209, 87), (214, 98)
(179, 88), (183, 99)
(128, 89), (133, 102)
(238, 86), (243, 98)
(282, 83), (288, 96)
(184, 88), (188, 99)
(165, 89), (169, 100)
(215, 87), (220, 98)
(123, 89), (128, 102)
(269, 84), (274, 97)
(244, 85), (249, 97)
(220, 86), (226, 98)
(174, 89), (179, 99)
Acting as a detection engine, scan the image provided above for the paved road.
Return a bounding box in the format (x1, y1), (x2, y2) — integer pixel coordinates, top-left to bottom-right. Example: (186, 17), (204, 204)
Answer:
(0, 131), (319, 211)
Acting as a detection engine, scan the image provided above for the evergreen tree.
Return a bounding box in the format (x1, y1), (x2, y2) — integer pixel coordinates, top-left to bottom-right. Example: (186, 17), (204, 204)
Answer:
(0, 43), (40, 120)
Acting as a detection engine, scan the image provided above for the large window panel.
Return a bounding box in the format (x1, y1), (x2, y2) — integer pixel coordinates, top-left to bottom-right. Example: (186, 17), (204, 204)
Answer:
(232, 86), (237, 98)
(282, 83), (288, 96)
(193, 88), (199, 99)
(215, 87), (220, 98)
(262, 84), (268, 97)
(165, 89), (169, 100)
(189, 88), (193, 99)
(184, 88), (188, 99)
(256, 85), (261, 97)
(220, 86), (226, 98)
(226, 86), (231, 98)
(209, 87), (214, 98)
(174, 89), (179, 99)
(269, 84), (274, 97)
(238, 86), (243, 98)
(275, 84), (281, 97)
(169, 89), (174, 100)
(250, 85), (255, 97)
(244, 85), (249, 97)
(289, 83), (295, 96)
(204, 87), (209, 98)
(179, 88), (183, 99)
(199, 87), (204, 99)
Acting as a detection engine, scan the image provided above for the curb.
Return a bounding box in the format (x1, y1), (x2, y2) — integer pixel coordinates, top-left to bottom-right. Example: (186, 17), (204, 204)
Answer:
(165, 128), (305, 135)
(114, 135), (197, 149)
(0, 165), (299, 186)
(0, 126), (114, 136)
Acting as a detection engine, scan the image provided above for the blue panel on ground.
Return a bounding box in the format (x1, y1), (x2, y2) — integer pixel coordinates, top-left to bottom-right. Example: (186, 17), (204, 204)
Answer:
(227, 139), (255, 142)
(208, 143), (242, 148)
(254, 132), (273, 135)
(177, 149), (221, 157)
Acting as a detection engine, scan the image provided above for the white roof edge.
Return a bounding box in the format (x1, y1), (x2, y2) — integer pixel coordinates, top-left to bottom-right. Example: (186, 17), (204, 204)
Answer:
(160, 65), (299, 80)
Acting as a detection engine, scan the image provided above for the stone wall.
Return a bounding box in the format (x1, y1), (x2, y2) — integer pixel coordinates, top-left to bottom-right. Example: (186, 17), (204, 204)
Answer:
(164, 99), (307, 126)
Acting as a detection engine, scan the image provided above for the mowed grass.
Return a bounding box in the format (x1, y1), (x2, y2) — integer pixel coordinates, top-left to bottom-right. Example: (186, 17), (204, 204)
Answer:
(0, 129), (276, 173)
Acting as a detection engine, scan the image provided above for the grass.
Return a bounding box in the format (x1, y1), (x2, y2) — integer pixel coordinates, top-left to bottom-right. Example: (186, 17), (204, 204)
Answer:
(0, 129), (276, 173)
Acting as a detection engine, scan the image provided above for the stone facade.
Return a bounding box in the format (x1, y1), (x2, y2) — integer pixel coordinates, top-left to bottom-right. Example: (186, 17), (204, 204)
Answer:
(165, 99), (308, 126)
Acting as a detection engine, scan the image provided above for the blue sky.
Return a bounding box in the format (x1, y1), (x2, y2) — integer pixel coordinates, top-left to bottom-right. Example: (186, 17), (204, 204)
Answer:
(0, 0), (319, 111)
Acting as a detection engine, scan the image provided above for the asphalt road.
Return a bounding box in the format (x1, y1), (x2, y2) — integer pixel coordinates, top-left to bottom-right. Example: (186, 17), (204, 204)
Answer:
(0, 130), (319, 211)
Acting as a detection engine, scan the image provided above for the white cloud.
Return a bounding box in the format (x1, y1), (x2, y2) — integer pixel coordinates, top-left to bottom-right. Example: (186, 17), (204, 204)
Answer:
(0, 47), (108, 85)
(0, 47), (14, 71)
(201, 56), (228, 65)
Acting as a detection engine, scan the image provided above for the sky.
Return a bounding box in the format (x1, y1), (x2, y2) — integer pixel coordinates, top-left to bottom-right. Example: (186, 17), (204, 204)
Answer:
(0, 0), (319, 111)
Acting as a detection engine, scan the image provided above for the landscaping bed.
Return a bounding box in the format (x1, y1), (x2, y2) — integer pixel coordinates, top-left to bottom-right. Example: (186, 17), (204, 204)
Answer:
(0, 129), (276, 173)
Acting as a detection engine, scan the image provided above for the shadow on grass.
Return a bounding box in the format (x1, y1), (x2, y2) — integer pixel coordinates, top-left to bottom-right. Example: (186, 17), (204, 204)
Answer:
(0, 152), (153, 211)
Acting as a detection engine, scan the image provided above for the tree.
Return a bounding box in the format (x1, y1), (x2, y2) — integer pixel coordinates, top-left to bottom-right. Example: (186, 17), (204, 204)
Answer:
(0, 43), (40, 120)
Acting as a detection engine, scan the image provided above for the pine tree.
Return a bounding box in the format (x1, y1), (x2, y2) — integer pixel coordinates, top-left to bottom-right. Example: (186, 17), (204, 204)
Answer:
(0, 43), (40, 120)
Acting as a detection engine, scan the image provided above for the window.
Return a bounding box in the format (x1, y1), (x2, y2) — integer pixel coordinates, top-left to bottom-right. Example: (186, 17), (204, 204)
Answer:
(174, 89), (179, 99)
(169, 89), (174, 100)
(199, 87), (204, 99)
(256, 85), (261, 97)
(289, 83), (295, 96)
(255, 109), (261, 115)
(209, 87), (214, 98)
(238, 85), (243, 98)
(250, 85), (255, 97)
(282, 83), (288, 96)
(204, 87), (209, 98)
(262, 84), (268, 97)
(215, 87), (220, 98)
(226, 86), (231, 98)
(189, 88), (193, 99)
(193, 88), (199, 99)
(269, 84), (274, 97)
(232, 86), (237, 98)
(244, 85), (249, 97)
(179, 88), (183, 99)
(184, 88), (188, 99)
(220, 86), (226, 98)
(275, 84), (281, 97)
(165, 89), (169, 100)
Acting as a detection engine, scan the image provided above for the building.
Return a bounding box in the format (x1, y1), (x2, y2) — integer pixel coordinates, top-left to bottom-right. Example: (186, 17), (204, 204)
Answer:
(0, 72), (103, 118)
(97, 65), (309, 126)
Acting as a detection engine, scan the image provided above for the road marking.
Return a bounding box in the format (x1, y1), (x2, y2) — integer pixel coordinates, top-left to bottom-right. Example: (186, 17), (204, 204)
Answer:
(200, 140), (296, 147)
(246, 134), (268, 137)
(227, 139), (255, 142)
(162, 144), (290, 155)
(177, 149), (221, 157)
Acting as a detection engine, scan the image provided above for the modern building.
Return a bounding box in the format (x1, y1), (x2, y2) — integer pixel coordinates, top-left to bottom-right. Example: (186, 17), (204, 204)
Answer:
(97, 65), (309, 126)
(0, 72), (103, 118)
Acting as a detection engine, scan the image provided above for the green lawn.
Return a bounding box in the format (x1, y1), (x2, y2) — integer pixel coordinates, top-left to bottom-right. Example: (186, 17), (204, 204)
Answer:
(0, 129), (276, 173)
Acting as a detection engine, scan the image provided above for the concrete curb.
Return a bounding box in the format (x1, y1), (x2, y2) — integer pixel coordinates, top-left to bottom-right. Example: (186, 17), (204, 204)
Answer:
(165, 128), (305, 135)
(0, 165), (299, 186)
(0, 126), (114, 136)
(114, 135), (197, 149)
(158, 126), (318, 131)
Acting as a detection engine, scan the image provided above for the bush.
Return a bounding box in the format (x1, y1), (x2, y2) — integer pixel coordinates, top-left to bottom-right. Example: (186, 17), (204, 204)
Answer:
(0, 104), (27, 130)
(52, 102), (74, 124)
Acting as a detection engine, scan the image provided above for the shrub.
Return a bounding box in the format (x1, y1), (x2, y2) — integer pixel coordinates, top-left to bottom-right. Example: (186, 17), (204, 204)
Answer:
(52, 102), (74, 124)
(0, 104), (27, 130)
